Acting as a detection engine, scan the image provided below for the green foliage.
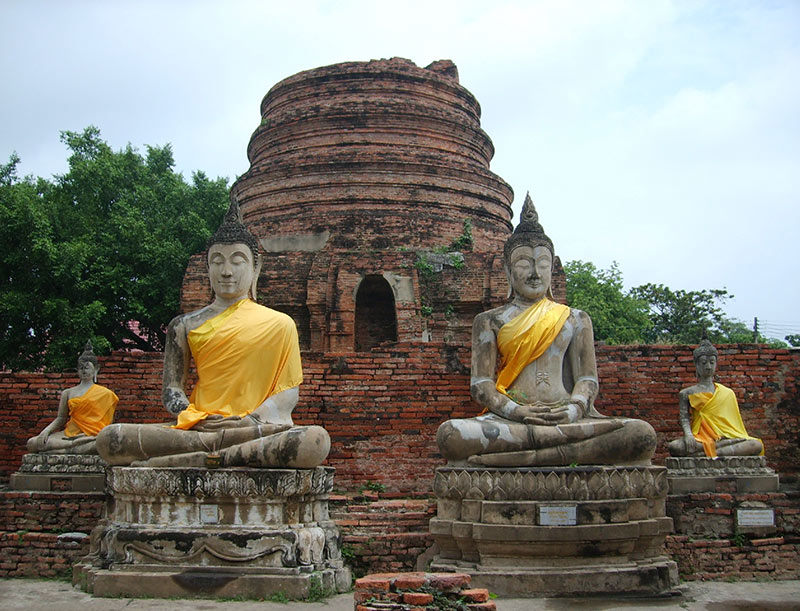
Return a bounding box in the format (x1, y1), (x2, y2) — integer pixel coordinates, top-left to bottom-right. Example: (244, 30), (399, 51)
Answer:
(786, 334), (800, 347)
(414, 254), (435, 278)
(267, 591), (290, 603)
(0, 127), (229, 370)
(306, 576), (336, 602)
(564, 260), (651, 344)
(631, 283), (732, 344)
(360, 481), (386, 493)
(340, 543), (355, 560)
(449, 218), (474, 252)
(419, 585), (468, 610)
(631, 283), (781, 345)
(565, 260), (784, 346)
(732, 531), (748, 548)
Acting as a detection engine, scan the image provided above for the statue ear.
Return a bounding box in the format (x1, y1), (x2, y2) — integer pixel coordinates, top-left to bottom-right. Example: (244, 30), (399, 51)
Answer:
(503, 262), (512, 299)
(250, 254), (262, 300)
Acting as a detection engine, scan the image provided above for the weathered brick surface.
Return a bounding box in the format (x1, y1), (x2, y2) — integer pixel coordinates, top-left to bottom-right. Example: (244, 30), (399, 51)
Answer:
(0, 491), (104, 533)
(0, 531), (90, 578)
(666, 535), (800, 581)
(331, 494), (436, 577)
(1, 344), (798, 489)
(667, 491), (800, 538)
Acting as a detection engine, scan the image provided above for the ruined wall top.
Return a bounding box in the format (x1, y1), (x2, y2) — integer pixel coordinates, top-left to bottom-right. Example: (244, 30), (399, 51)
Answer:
(232, 58), (514, 253)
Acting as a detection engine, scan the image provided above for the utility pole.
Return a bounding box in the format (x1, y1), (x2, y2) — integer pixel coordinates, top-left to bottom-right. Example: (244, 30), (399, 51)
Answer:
(753, 317), (758, 343)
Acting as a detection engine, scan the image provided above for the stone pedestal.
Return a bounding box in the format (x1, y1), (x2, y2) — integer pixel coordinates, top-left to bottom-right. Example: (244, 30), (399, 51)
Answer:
(74, 466), (351, 599)
(429, 466), (678, 597)
(10, 454), (106, 492)
(666, 456), (779, 494)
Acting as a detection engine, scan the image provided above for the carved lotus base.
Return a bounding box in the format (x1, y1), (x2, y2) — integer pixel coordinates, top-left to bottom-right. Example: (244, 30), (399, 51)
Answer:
(74, 466), (350, 599)
(10, 453), (107, 491)
(666, 456), (779, 493)
(429, 466), (678, 597)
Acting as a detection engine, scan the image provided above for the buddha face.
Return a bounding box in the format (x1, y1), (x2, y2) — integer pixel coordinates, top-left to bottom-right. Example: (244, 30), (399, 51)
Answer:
(695, 354), (717, 379)
(77, 358), (98, 383)
(509, 245), (552, 302)
(208, 242), (256, 300)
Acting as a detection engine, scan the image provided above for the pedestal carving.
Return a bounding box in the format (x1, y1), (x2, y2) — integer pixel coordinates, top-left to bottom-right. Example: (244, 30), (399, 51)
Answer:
(666, 456), (779, 493)
(10, 454), (107, 491)
(430, 466), (677, 597)
(75, 466), (350, 599)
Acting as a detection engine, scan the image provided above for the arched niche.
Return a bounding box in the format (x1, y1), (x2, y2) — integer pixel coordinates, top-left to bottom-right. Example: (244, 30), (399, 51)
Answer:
(354, 274), (398, 351)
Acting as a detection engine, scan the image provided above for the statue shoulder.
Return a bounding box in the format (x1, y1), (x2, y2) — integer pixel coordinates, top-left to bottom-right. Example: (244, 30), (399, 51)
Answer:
(566, 306), (594, 333)
(567, 306), (591, 324)
(167, 305), (216, 335)
(474, 303), (514, 333)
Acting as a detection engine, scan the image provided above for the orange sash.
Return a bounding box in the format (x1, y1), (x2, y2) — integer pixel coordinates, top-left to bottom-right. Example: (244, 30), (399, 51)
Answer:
(495, 299), (570, 395)
(64, 384), (118, 437)
(175, 299), (303, 430)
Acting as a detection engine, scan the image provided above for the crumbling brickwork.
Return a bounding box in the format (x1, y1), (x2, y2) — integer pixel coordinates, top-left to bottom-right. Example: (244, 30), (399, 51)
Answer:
(2, 344), (798, 489)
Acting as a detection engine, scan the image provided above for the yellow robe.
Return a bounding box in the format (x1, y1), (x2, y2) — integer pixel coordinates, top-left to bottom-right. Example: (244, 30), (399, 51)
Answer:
(64, 384), (118, 437)
(689, 382), (763, 458)
(175, 299), (303, 430)
(496, 298), (571, 395)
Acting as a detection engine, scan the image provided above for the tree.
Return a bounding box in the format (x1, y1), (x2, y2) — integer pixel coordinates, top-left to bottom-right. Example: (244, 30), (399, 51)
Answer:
(628, 284), (732, 344)
(563, 261), (651, 344)
(785, 334), (800, 348)
(564, 263), (785, 347)
(0, 127), (229, 370)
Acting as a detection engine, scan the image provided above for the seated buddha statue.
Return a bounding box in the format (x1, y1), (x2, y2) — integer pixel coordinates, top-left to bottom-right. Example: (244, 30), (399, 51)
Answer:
(96, 197), (330, 469)
(436, 194), (657, 467)
(27, 341), (118, 455)
(667, 336), (763, 457)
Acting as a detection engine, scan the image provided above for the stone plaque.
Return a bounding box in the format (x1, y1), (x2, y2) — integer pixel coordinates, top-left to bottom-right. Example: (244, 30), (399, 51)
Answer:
(737, 508), (774, 527)
(199, 503), (219, 524)
(539, 505), (577, 526)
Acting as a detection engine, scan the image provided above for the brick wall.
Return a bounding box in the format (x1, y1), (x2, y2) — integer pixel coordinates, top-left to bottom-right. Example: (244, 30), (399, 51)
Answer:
(1, 343), (798, 488)
(0, 491), (104, 578)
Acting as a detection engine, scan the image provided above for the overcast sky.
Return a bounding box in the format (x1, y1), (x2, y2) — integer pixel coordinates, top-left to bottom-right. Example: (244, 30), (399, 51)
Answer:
(2, 0), (799, 340)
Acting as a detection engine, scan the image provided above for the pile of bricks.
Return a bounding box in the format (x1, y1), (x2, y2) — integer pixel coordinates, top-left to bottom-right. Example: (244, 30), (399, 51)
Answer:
(354, 572), (495, 611)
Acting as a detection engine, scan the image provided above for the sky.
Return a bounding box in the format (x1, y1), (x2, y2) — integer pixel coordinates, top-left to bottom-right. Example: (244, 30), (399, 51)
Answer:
(2, 0), (799, 341)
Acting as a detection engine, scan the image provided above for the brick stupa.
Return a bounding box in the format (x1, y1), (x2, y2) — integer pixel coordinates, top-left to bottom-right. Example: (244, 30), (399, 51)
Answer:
(180, 58), (565, 352)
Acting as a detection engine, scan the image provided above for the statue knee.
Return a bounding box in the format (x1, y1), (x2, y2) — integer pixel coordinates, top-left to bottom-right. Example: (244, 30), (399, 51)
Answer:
(292, 425), (331, 468)
(436, 420), (466, 460)
(620, 419), (657, 463)
(96, 423), (134, 465)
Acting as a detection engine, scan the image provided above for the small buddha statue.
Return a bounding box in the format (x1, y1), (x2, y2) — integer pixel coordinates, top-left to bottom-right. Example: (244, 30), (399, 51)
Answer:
(667, 336), (763, 457)
(27, 341), (118, 455)
(96, 196), (330, 468)
(436, 194), (657, 467)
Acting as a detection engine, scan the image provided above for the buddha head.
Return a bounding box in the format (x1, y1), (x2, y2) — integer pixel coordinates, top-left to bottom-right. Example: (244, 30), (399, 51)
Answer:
(503, 193), (554, 301)
(207, 195), (261, 300)
(693, 334), (718, 379)
(77, 340), (99, 383)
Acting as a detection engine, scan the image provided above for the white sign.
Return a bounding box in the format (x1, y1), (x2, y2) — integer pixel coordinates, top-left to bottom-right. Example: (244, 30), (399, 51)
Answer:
(737, 508), (774, 527)
(539, 505), (577, 526)
(200, 503), (219, 524)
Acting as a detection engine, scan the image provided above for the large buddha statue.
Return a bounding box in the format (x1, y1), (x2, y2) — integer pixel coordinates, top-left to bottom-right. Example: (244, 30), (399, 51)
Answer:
(27, 341), (118, 455)
(96, 198), (330, 468)
(436, 194), (656, 467)
(667, 337), (763, 457)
